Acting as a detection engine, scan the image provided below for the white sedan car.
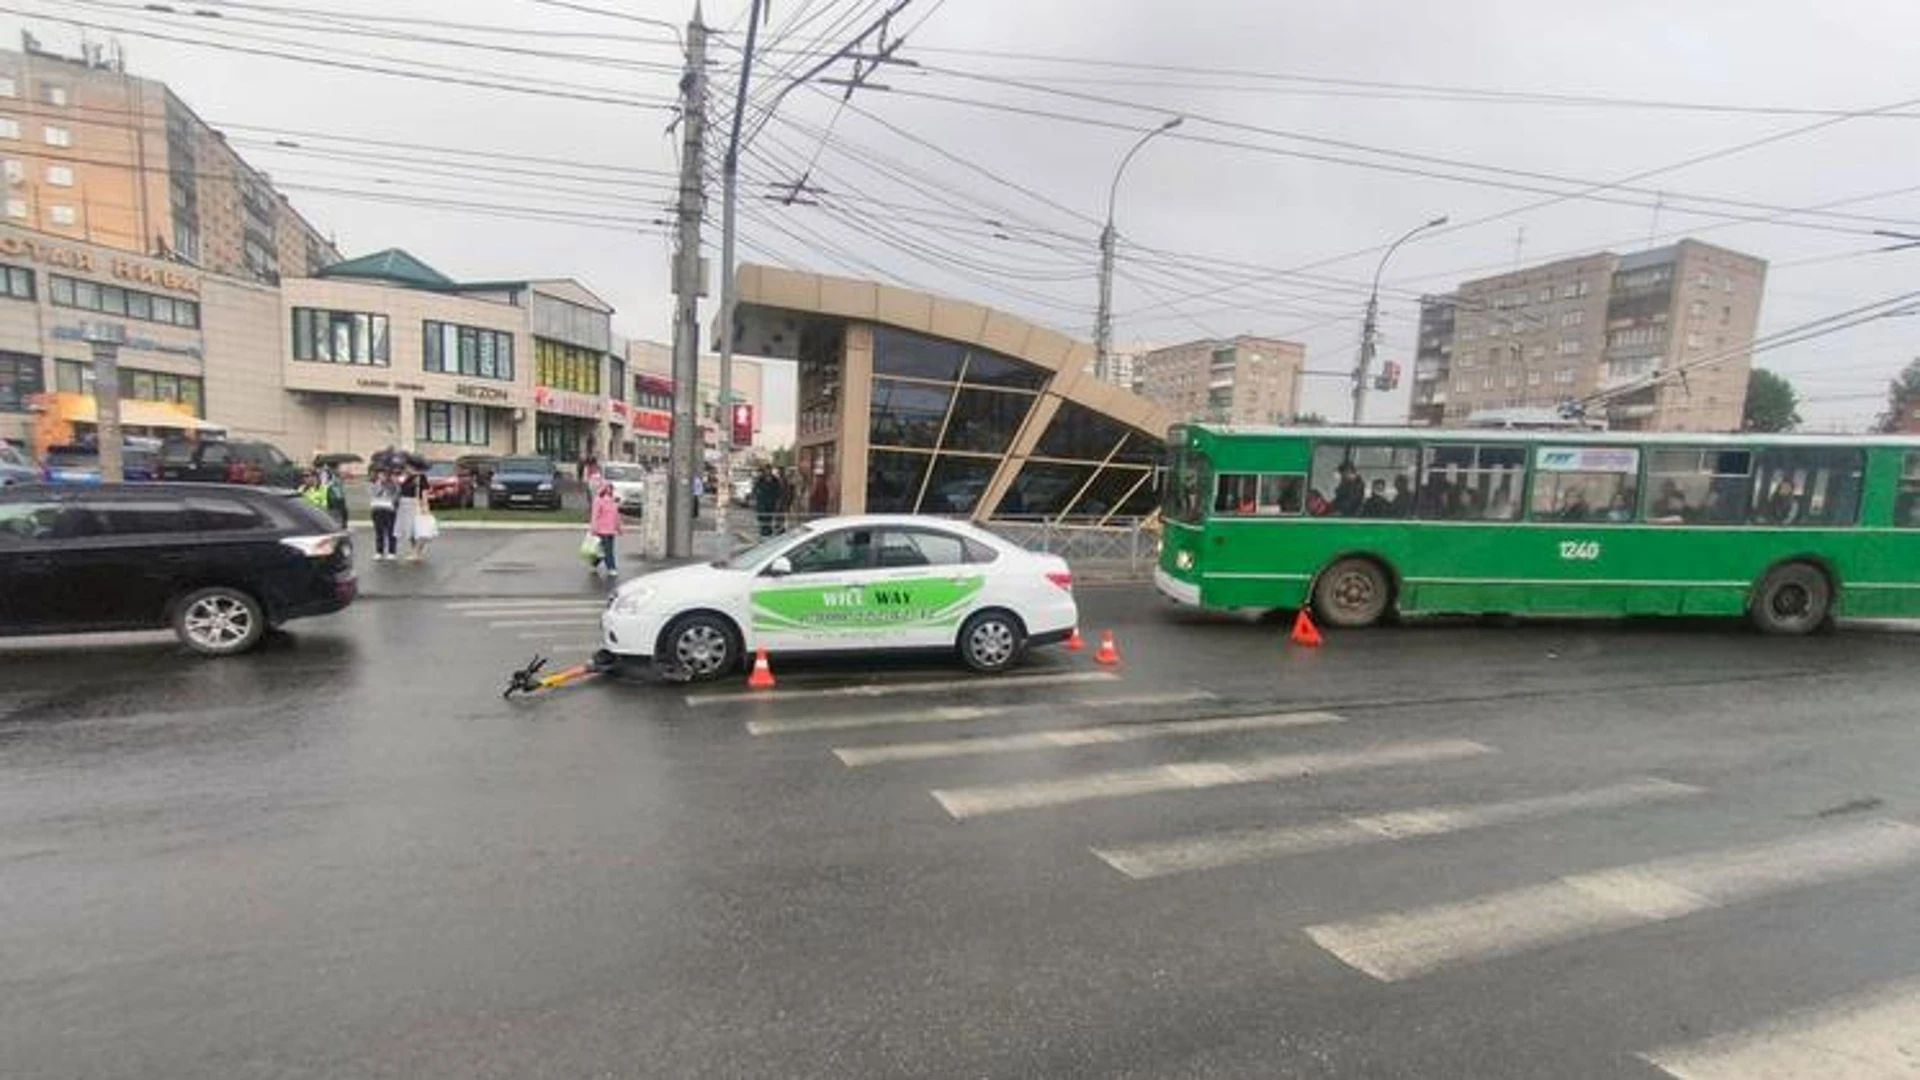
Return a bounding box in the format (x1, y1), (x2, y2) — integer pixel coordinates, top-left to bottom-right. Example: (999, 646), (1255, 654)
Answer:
(601, 515), (1078, 680)
(598, 462), (648, 514)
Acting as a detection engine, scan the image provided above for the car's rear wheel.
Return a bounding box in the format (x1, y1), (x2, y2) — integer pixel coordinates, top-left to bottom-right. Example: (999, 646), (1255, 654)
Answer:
(958, 610), (1025, 674)
(660, 613), (738, 681)
(1750, 561), (1832, 635)
(1312, 557), (1393, 628)
(174, 586), (267, 656)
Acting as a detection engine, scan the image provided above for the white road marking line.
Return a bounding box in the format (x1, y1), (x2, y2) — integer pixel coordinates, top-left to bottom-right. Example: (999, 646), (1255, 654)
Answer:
(929, 739), (1493, 820)
(1304, 819), (1920, 983)
(1092, 778), (1705, 880)
(488, 619), (602, 629)
(1640, 976), (1920, 1079)
(689, 670), (1118, 708)
(743, 688), (1216, 736)
(446, 600), (608, 611)
(833, 711), (1342, 768)
(517, 630), (601, 640)
(457, 607), (607, 618)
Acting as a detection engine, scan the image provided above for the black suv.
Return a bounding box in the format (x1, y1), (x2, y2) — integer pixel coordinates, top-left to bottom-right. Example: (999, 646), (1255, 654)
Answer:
(0, 483), (357, 655)
(159, 438), (303, 488)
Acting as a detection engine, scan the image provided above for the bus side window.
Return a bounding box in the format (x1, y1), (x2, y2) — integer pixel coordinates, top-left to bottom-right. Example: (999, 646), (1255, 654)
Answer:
(1216, 473), (1304, 516)
(1645, 449), (1751, 525)
(1897, 452), (1920, 527)
(1750, 448), (1863, 526)
(1529, 445), (1639, 523)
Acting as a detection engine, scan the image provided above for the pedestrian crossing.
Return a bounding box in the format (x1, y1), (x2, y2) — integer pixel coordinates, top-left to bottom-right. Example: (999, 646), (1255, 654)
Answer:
(731, 676), (1920, 1075)
(444, 599), (605, 652)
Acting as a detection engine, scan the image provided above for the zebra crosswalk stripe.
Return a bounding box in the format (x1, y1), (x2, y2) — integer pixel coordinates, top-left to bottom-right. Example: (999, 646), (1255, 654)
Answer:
(1305, 819), (1920, 983)
(1640, 975), (1920, 1079)
(833, 711), (1342, 767)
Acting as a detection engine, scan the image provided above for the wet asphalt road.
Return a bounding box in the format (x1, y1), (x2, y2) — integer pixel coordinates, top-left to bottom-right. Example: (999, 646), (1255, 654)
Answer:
(4, 584), (1920, 1078)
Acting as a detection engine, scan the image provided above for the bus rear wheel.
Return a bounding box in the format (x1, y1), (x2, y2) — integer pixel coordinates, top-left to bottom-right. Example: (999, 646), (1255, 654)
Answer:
(1313, 557), (1392, 629)
(1750, 562), (1832, 635)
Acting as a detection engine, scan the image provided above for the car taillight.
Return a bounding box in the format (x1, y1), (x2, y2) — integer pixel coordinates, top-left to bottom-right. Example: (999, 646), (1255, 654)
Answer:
(1046, 570), (1073, 591)
(281, 534), (344, 558)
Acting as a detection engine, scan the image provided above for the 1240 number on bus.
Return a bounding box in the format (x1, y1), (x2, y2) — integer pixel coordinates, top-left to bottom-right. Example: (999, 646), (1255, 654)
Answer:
(1559, 540), (1602, 561)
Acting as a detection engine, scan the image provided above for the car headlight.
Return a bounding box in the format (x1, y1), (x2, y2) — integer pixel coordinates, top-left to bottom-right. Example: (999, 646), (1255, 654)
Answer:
(490, 481), (506, 490)
(1174, 549), (1194, 571)
(538, 481), (554, 491)
(610, 586), (656, 615)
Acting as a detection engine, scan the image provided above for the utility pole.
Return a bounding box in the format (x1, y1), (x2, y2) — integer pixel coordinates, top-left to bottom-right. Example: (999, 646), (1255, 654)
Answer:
(667, 7), (708, 558)
(83, 321), (126, 482)
(1351, 215), (1447, 425)
(1095, 117), (1181, 382)
(714, 0), (762, 541)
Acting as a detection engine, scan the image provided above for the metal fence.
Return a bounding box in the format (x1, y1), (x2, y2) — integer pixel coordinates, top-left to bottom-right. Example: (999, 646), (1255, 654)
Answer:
(981, 516), (1160, 576)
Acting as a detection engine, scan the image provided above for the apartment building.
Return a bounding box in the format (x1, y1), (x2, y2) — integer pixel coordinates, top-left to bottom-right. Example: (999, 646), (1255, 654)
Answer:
(0, 36), (337, 286)
(1416, 240), (1767, 431)
(1135, 335), (1305, 425)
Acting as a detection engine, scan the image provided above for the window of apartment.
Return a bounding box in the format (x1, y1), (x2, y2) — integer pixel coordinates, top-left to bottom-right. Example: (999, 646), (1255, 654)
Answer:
(1721, 305), (1732, 325)
(3, 159), (19, 183)
(1529, 343), (1547, 360)
(608, 356), (625, 401)
(0, 350), (43, 412)
(50, 274), (200, 328)
(1686, 332), (1703, 349)
(0, 78), (14, 98)
(1560, 283), (1578, 299)
(39, 84), (67, 107)
(45, 164), (71, 187)
(415, 401), (492, 447)
(1558, 337), (1582, 355)
(533, 338), (600, 394)
(1554, 368), (1575, 385)
(48, 204), (75, 226)
(1481, 374), (1495, 390)
(1453, 379), (1472, 394)
(1488, 321), (1504, 337)
(292, 308), (390, 366)
(4, 198), (22, 220)
(423, 321), (515, 381)
(42, 125), (70, 148)
(1526, 371), (1542, 386)
(1504, 373), (1519, 389)
(1723, 275), (1734, 294)
(1560, 310), (1585, 327)
(0, 117), (17, 140)
(0, 263), (31, 300)
(1688, 300), (1705, 318)
(1537, 287), (1553, 303)
(53, 360), (206, 416)
(1485, 347), (1501, 365)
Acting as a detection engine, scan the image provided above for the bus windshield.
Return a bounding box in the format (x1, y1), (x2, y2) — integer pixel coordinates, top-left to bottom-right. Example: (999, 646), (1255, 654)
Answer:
(1164, 447), (1207, 524)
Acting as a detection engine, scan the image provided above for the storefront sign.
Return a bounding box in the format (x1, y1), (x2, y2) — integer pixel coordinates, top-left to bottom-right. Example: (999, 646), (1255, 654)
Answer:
(356, 377), (390, 389)
(50, 325), (203, 360)
(393, 381), (426, 393)
(634, 407), (671, 435)
(0, 236), (200, 294)
(534, 386), (603, 419)
(455, 382), (513, 403)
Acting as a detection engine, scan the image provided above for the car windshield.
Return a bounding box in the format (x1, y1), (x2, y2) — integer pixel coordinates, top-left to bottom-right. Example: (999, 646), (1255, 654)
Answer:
(601, 464), (643, 481)
(720, 525), (813, 570)
(499, 457), (549, 474)
(427, 463), (457, 478)
(45, 448), (95, 468)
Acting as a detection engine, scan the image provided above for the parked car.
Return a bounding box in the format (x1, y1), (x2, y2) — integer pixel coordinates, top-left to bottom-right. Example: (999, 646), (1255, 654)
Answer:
(0, 442), (38, 487)
(455, 454), (500, 488)
(424, 461), (475, 509)
(159, 437), (302, 488)
(0, 482), (356, 655)
(601, 514), (1077, 680)
(598, 462), (648, 515)
(487, 455), (561, 510)
(40, 444), (160, 483)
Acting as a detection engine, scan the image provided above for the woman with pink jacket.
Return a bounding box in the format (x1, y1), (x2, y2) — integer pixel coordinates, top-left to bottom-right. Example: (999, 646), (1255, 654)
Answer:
(589, 481), (623, 578)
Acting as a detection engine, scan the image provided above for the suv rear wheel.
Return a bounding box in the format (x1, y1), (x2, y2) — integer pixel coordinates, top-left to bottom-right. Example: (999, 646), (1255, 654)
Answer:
(174, 586), (267, 656)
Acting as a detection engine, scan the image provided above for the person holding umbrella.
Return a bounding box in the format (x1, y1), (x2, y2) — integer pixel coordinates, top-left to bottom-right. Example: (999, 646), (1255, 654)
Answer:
(395, 453), (433, 561)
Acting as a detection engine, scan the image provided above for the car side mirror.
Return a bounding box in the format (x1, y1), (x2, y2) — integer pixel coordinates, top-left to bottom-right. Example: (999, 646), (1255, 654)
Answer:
(765, 556), (793, 578)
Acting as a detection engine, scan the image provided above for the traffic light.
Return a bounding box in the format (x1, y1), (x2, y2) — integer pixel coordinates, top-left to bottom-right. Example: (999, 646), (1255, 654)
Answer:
(730, 403), (754, 446)
(1373, 360), (1402, 392)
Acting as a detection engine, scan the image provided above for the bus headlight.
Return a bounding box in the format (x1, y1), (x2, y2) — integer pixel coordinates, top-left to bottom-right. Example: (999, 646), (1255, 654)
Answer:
(1174, 549), (1194, 571)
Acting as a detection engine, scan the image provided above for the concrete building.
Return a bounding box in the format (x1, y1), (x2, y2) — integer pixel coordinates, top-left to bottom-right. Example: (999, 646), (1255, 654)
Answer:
(625, 339), (770, 464)
(1416, 240), (1767, 431)
(729, 264), (1173, 521)
(1135, 335), (1305, 425)
(0, 38), (337, 285)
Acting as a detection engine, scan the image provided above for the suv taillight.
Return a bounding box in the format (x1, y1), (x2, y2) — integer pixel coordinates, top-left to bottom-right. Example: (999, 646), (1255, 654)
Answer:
(281, 534), (345, 558)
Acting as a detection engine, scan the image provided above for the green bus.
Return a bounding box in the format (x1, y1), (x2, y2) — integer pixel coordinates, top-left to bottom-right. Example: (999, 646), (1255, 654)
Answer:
(1154, 423), (1920, 634)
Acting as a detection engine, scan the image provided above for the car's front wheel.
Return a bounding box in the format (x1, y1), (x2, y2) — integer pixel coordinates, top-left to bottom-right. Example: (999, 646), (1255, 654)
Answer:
(174, 586), (267, 656)
(958, 610), (1025, 674)
(659, 613), (739, 681)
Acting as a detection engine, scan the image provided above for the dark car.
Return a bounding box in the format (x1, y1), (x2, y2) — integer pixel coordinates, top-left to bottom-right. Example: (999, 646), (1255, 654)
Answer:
(0, 483), (357, 655)
(41, 445), (160, 483)
(159, 437), (302, 488)
(2, 442), (41, 487)
(486, 455), (561, 510)
(424, 461), (475, 509)
(455, 453), (500, 488)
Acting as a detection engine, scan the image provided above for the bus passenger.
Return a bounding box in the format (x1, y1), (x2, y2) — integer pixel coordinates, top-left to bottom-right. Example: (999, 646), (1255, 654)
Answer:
(1764, 478), (1800, 524)
(1606, 490), (1634, 522)
(1361, 479), (1392, 518)
(1332, 462), (1366, 516)
(1387, 474), (1414, 516)
(1651, 481), (1689, 522)
(1422, 474), (1453, 518)
(1558, 487), (1591, 521)
(1488, 479), (1518, 520)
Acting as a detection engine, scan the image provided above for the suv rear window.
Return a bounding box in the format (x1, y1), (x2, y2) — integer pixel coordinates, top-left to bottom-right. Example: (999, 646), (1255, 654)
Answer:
(189, 497), (266, 531)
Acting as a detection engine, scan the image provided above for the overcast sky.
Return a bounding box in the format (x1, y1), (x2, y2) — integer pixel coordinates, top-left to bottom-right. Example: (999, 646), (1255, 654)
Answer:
(17, 0), (1920, 432)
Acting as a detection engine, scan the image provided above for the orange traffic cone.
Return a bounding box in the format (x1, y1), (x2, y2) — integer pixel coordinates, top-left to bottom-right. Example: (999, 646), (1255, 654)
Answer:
(747, 647), (777, 689)
(1290, 609), (1323, 648)
(1065, 627), (1085, 652)
(1094, 629), (1121, 666)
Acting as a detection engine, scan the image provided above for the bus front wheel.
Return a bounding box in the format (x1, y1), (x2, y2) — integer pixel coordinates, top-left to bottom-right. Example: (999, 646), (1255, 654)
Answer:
(1313, 558), (1393, 629)
(1750, 562), (1832, 636)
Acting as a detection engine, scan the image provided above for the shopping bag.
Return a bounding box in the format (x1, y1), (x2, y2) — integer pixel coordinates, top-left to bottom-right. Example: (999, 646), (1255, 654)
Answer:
(414, 513), (441, 541)
(579, 531), (602, 564)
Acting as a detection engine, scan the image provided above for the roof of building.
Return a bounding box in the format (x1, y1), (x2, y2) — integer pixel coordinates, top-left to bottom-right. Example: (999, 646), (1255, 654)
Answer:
(315, 248), (457, 290)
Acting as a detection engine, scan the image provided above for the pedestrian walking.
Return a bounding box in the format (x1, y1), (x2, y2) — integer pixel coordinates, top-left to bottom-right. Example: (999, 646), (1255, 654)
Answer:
(368, 467), (400, 561)
(321, 464), (348, 528)
(589, 480), (623, 578)
(752, 465), (781, 537)
(397, 461), (432, 561)
(778, 467), (798, 529)
(298, 470), (330, 517)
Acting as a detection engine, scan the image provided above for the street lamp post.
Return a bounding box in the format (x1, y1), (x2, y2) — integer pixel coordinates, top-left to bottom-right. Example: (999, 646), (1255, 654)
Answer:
(1351, 215), (1448, 424)
(1095, 116), (1181, 382)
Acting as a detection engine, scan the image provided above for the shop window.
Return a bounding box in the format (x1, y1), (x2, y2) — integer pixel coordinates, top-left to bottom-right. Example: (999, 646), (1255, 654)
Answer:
(941, 387), (1031, 455)
(866, 451), (932, 513)
(0, 350), (43, 412)
(922, 455), (997, 515)
(1034, 401), (1130, 461)
(873, 326), (964, 381)
(425, 321), (514, 381)
(960, 347), (1048, 390)
(1002, 461), (1092, 517)
(1529, 445), (1639, 523)
(417, 401), (493, 447)
(869, 378), (951, 450)
(1073, 464), (1153, 519)
(292, 308), (389, 366)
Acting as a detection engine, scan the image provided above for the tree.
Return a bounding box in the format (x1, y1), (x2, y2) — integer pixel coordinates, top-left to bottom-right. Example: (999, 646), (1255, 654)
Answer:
(1875, 358), (1920, 433)
(1741, 368), (1801, 432)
